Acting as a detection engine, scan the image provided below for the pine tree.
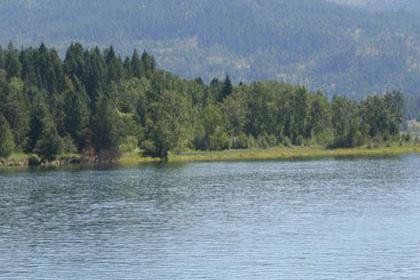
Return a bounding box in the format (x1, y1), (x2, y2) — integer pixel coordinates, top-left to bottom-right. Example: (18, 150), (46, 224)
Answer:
(131, 49), (143, 79)
(0, 114), (15, 158)
(3, 78), (30, 150)
(28, 90), (52, 152)
(5, 48), (22, 79)
(105, 46), (123, 82)
(220, 75), (233, 101)
(35, 116), (62, 162)
(93, 96), (123, 151)
(64, 76), (90, 150)
(141, 50), (156, 78)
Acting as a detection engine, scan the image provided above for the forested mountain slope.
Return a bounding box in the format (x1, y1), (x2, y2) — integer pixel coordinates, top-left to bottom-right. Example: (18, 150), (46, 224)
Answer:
(0, 0), (420, 117)
(329, 0), (420, 12)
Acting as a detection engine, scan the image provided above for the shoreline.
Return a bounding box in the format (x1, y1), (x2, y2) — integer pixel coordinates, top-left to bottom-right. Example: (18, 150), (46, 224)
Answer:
(121, 145), (420, 164)
(1, 145), (420, 169)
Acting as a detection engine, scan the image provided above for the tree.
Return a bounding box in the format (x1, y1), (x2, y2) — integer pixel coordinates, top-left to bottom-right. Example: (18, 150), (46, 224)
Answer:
(131, 49), (144, 79)
(2, 78), (30, 150)
(105, 45), (123, 82)
(220, 75), (233, 101)
(384, 90), (404, 136)
(307, 91), (332, 144)
(5, 45), (22, 79)
(223, 89), (247, 136)
(28, 90), (52, 152)
(93, 96), (124, 152)
(0, 114), (15, 158)
(141, 50), (156, 78)
(34, 116), (62, 162)
(194, 104), (229, 151)
(144, 90), (192, 159)
(331, 96), (364, 148)
(290, 87), (309, 144)
(63, 77), (90, 150)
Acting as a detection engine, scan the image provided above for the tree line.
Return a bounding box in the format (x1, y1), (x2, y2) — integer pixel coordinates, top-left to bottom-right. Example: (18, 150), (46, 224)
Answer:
(0, 43), (405, 161)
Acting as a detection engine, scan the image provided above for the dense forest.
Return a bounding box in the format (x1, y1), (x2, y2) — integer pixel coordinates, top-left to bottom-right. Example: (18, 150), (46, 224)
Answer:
(0, 43), (405, 162)
(0, 0), (419, 119)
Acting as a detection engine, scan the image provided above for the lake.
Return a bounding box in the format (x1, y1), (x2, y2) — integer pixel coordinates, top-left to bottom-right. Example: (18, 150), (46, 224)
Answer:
(1, 155), (420, 279)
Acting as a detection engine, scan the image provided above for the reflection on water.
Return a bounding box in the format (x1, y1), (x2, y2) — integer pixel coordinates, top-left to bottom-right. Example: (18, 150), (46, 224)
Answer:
(1, 155), (420, 279)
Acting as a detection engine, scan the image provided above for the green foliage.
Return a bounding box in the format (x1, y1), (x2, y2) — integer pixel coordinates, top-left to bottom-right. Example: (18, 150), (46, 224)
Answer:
(1, 0), (420, 119)
(119, 136), (138, 153)
(93, 96), (124, 152)
(28, 154), (41, 166)
(194, 104), (229, 151)
(0, 42), (407, 160)
(34, 116), (62, 162)
(330, 96), (365, 148)
(0, 114), (15, 158)
(1, 77), (30, 150)
(144, 87), (193, 159)
(63, 77), (90, 150)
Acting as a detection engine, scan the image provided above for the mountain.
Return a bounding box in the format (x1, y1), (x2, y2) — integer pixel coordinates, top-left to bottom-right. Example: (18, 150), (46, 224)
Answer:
(328, 0), (420, 12)
(0, 0), (420, 117)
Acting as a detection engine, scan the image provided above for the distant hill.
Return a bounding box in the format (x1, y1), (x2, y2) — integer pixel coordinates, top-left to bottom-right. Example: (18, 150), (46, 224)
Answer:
(0, 0), (420, 117)
(328, 0), (420, 12)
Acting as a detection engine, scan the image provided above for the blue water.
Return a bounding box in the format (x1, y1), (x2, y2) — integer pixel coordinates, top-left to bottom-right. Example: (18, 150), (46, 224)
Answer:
(1, 156), (420, 279)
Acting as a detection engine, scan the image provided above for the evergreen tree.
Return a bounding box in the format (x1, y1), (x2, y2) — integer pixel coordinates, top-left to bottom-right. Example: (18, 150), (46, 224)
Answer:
(131, 49), (143, 79)
(3, 78), (30, 150)
(63, 77), (90, 150)
(34, 116), (62, 162)
(5, 47), (22, 79)
(93, 96), (123, 151)
(28, 90), (52, 152)
(141, 50), (156, 78)
(384, 90), (404, 136)
(0, 114), (15, 158)
(0, 42), (408, 161)
(105, 46), (123, 82)
(220, 75), (233, 101)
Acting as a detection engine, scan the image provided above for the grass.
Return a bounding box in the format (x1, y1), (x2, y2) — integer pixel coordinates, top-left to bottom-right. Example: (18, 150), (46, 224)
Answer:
(2, 144), (419, 168)
(118, 144), (420, 164)
(119, 152), (161, 164)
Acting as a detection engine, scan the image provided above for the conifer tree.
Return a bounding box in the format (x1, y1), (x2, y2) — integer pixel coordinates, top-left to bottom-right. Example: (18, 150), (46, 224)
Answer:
(131, 49), (143, 79)
(64, 77), (90, 151)
(141, 50), (156, 78)
(220, 75), (233, 101)
(3, 78), (30, 150)
(5, 48), (22, 79)
(93, 96), (123, 151)
(34, 116), (62, 162)
(0, 114), (15, 158)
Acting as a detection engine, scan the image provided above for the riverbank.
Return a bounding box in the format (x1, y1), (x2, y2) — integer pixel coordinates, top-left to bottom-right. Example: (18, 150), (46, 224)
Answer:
(1, 144), (420, 168)
(120, 144), (420, 164)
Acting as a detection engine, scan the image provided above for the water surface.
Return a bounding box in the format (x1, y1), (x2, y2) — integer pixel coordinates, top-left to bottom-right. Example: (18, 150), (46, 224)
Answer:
(1, 156), (420, 279)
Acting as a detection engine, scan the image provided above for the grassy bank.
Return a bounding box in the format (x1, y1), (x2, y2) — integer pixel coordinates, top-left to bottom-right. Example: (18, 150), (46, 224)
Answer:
(2, 144), (419, 168)
(120, 144), (420, 164)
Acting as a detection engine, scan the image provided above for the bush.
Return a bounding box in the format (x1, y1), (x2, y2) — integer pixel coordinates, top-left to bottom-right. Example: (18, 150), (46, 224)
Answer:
(280, 136), (292, 147)
(257, 134), (277, 148)
(119, 136), (138, 153)
(230, 133), (250, 149)
(295, 135), (304, 146)
(142, 140), (159, 157)
(401, 134), (411, 143)
(61, 135), (78, 154)
(28, 154), (41, 166)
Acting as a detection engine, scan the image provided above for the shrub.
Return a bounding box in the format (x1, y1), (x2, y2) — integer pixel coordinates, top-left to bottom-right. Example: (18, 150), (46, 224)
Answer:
(119, 136), (138, 153)
(28, 154), (41, 166)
